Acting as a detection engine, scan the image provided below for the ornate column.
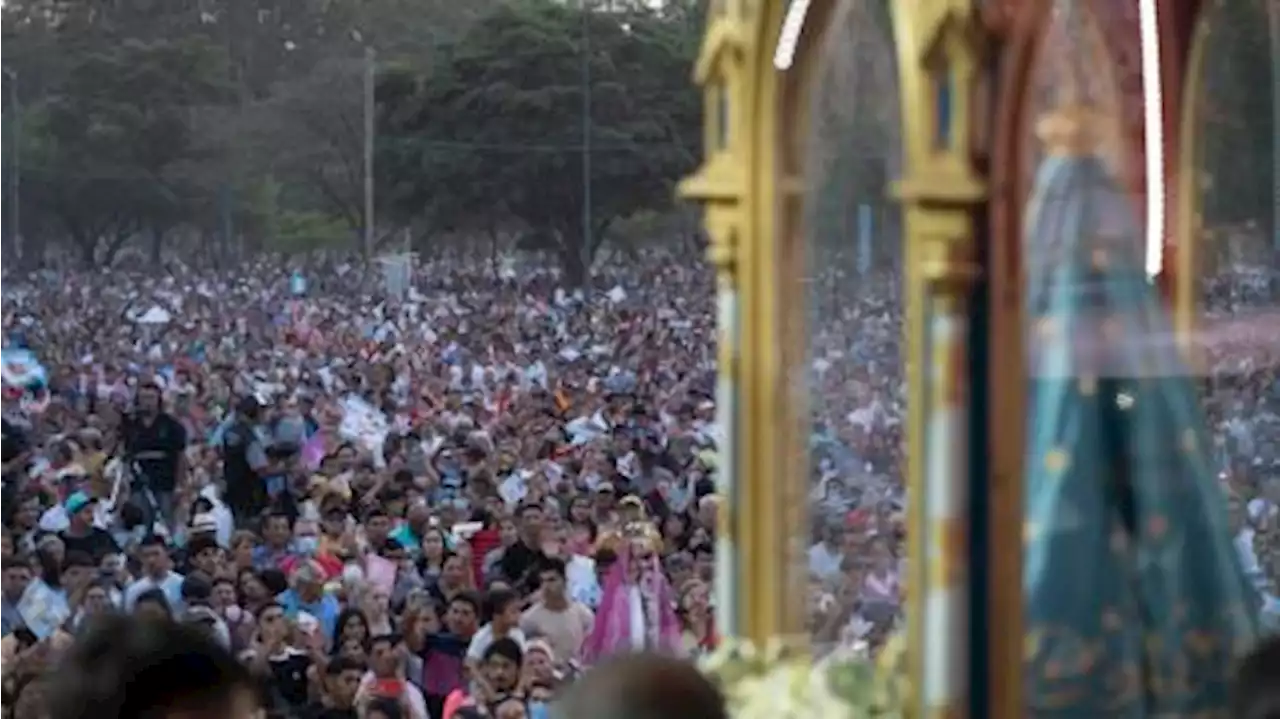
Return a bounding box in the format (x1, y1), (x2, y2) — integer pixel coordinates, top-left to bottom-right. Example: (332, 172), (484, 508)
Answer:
(679, 1), (751, 641)
(896, 2), (990, 716)
(1271, 0), (1280, 252)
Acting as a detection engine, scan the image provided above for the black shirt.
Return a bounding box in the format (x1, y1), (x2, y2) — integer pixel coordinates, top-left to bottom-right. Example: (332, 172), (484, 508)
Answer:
(2, 419), (28, 465)
(221, 421), (260, 488)
(121, 412), (187, 491)
(60, 527), (120, 563)
(0, 417), (27, 516)
(262, 650), (312, 710)
(497, 540), (545, 591)
(304, 704), (358, 719)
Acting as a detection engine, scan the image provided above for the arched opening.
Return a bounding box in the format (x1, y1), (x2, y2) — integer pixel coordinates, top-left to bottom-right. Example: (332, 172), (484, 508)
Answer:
(1180, 0), (1280, 601)
(765, 0), (909, 654)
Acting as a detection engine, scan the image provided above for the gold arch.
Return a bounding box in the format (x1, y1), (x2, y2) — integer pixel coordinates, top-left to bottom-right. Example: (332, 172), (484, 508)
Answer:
(773, 0), (907, 653)
(681, 0), (997, 715)
(682, 0), (923, 646)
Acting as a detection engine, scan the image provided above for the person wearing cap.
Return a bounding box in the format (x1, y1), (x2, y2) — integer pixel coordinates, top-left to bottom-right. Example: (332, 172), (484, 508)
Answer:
(591, 482), (617, 524)
(190, 486), (235, 548)
(617, 495), (646, 525)
(59, 491), (119, 564)
(188, 511), (221, 544)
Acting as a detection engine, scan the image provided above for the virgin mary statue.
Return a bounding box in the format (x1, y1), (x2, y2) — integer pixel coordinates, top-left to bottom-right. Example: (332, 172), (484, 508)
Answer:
(1021, 101), (1260, 716)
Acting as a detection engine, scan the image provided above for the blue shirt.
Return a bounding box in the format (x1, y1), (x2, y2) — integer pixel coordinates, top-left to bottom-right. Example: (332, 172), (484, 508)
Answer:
(252, 544), (296, 571)
(390, 523), (422, 558)
(278, 589), (341, 641)
(2, 597), (25, 636)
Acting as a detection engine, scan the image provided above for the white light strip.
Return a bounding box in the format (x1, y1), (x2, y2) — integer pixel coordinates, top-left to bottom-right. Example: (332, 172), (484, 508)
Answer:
(774, 0), (812, 70)
(1138, 0), (1165, 278)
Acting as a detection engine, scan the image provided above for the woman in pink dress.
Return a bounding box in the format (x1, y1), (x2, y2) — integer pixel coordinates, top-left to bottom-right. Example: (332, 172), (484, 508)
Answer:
(583, 522), (684, 664)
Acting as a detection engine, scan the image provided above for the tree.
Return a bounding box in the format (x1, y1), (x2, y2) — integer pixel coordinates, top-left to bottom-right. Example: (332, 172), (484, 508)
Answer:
(3, 0), (697, 267)
(19, 35), (232, 266)
(806, 0), (901, 281)
(379, 0), (701, 284)
(1198, 0), (1274, 263)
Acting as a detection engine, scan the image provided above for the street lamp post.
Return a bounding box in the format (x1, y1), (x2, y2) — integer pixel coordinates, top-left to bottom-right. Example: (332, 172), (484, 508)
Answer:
(363, 45), (376, 261)
(1269, 0), (1280, 251)
(581, 0), (593, 267)
(3, 66), (19, 264)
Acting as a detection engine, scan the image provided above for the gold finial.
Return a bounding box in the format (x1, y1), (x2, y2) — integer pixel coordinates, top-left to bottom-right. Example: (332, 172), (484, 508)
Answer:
(1035, 103), (1101, 156)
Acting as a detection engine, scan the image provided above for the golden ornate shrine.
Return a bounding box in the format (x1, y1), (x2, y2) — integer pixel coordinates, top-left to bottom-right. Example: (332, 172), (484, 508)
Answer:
(678, 0), (1273, 716)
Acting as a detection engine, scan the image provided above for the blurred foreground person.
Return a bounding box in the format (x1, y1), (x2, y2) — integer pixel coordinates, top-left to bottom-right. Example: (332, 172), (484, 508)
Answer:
(554, 653), (726, 719)
(44, 614), (258, 719)
(1233, 635), (1280, 719)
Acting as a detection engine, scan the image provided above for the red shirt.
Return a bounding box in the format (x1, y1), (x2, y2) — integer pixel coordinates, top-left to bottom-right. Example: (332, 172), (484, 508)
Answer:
(468, 528), (500, 584)
(280, 552), (343, 581)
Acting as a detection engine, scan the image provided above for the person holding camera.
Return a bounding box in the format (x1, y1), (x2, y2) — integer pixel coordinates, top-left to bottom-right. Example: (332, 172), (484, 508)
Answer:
(119, 382), (188, 529)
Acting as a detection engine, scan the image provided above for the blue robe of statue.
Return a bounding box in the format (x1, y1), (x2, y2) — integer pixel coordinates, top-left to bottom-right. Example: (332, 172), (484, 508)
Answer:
(1022, 151), (1260, 716)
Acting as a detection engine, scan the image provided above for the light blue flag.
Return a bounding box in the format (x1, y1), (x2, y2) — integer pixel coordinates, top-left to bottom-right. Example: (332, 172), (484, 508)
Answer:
(207, 412), (236, 447)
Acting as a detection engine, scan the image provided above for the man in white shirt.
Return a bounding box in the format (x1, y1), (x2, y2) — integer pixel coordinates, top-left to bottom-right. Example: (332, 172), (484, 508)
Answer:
(465, 587), (527, 662)
(521, 557), (594, 664)
(123, 535), (185, 612)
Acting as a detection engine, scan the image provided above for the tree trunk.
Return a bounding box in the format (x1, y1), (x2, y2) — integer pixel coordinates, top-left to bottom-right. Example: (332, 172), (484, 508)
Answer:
(149, 226), (165, 266)
(101, 231), (130, 267)
(488, 226), (502, 281)
(78, 238), (98, 269)
(560, 245), (588, 287)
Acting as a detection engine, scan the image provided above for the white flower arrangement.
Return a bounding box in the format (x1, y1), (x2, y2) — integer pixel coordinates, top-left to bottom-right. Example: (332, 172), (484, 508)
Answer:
(698, 637), (906, 718)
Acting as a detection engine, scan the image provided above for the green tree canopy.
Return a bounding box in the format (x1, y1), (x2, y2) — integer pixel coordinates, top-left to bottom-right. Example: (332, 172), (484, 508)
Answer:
(378, 0), (701, 284)
(2, 0), (699, 269)
(18, 34), (232, 265)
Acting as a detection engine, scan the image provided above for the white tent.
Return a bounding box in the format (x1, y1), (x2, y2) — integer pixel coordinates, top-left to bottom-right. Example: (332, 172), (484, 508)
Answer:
(135, 306), (172, 325)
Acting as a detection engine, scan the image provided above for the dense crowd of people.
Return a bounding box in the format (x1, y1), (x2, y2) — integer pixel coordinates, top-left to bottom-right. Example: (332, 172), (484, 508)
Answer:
(0, 248), (801, 719)
(3, 242), (1280, 719)
(1198, 271), (1280, 627)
